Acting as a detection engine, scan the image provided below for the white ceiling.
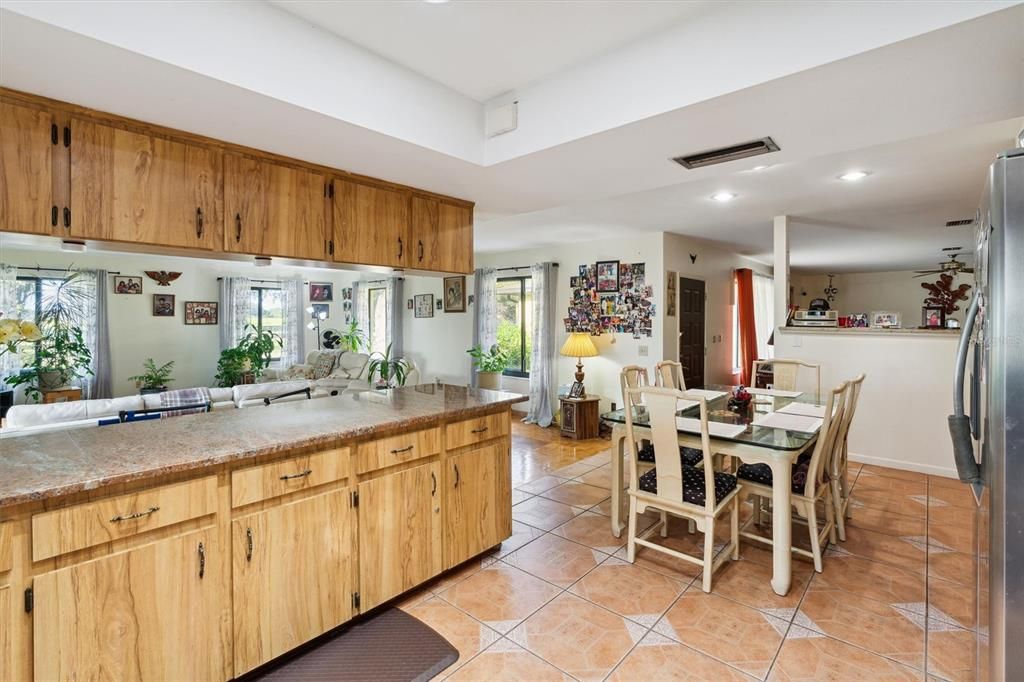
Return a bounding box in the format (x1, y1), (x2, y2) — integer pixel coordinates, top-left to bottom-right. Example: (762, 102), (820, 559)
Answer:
(269, 0), (713, 102)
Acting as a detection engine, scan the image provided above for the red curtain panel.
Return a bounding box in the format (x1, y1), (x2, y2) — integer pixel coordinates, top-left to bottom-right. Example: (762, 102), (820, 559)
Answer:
(735, 269), (758, 386)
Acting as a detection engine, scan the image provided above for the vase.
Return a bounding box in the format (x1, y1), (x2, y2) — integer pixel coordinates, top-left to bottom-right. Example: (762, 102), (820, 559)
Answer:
(38, 370), (65, 391)
(477, 371), (502, 391)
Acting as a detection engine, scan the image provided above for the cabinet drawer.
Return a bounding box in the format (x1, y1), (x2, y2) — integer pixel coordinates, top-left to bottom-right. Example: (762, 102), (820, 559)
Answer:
(446, 410), (510, 450)
(232, 447), (350, 508)
(356, 428), (440, 474)
(32, 476), (217, 562)
(0, 522), (11, 573)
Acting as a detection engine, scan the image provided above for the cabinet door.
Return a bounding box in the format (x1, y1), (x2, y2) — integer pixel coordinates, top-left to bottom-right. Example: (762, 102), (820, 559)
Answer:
(358, 461), (441, 610)
(225, 152), (329, 260)
(0, 585), (9, 682)
(0, 101), (57, 235)
(33, 527), (226, 681)
(70, 118), (222, 249)
(232, 489), (354, 676)
(333, 178), (410, 268)
(411, 196), (474, 274)
(444, 443), (512, 569)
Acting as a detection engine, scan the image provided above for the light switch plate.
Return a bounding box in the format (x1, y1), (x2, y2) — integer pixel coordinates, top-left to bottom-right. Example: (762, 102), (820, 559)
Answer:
(638, 345), (649, 357)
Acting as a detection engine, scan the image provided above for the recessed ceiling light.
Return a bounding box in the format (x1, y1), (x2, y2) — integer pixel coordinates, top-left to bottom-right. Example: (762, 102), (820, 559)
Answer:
(838, 170), (871, 182)
(710, 191), (737, 203)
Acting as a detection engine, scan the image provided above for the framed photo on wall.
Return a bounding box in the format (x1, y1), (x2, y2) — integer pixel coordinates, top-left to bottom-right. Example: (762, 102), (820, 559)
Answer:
(113, 276), (143, 294)
(596, 261), (620, 292)
(311, 303), (330, 319)
(152, 294), (175, 317)
(443, 275), (466, 312)
(309, 282), (334, 302)
(184, 301), (218, 325)
(922, 306), (945, 328)
(414, 293), (434, 318)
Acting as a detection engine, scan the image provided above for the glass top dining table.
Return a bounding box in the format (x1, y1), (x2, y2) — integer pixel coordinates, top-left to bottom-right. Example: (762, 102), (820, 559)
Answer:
(600, 384), (823, 451)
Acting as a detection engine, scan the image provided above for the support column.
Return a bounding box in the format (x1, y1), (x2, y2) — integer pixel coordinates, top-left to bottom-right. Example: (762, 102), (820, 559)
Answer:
(773, 216), (790, 333)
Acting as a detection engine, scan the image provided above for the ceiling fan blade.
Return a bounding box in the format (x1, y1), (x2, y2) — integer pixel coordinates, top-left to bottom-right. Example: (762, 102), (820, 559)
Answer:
(914, 272), (941, 277)
(914, 269), (941, 274)
(962, 268), (975, 274)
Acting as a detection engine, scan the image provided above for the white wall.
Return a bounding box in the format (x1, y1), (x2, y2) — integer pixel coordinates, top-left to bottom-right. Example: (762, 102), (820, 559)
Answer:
(2, 247), (358, 398)
(775, 328), (961, 477)
(399, 274), (475, 386)
(791, 270), (975, 327)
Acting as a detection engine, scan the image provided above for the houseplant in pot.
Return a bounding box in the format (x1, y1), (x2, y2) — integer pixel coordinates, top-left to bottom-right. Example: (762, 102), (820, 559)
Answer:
(467, 344), (511, 390)
(215, 324), (282, 387)
(127, 358), (175, 395)
(366, 343), (411, 389)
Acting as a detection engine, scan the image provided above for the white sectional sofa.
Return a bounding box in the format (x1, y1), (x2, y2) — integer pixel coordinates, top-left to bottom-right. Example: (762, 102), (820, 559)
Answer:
(260, 350), (371, 392)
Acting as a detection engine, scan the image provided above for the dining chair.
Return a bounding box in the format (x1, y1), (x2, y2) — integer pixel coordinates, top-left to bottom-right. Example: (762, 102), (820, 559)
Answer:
(654, 360), (686, 390)
(831, 374), (865, 541)
(735, 381), (848, 572)
(752, 359), (821, 399)
(624, 386), (741, 592)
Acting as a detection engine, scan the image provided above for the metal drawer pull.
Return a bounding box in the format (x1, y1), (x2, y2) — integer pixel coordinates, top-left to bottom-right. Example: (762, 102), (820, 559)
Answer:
(198, 542), (206, 579)
(110, 506), (159, 523)
(279, 469), (313, 480)
(391, 445), (414, 454)
(397, 237), (404, 259)
(471, 426), (489, 434)
(245, 527), (254, 562)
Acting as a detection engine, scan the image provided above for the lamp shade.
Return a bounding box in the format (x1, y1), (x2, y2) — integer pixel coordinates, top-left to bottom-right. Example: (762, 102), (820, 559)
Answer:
(560, 332), (599, 358)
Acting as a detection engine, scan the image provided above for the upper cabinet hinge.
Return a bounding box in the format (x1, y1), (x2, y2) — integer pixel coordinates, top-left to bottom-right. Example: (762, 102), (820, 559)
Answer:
(63, 125), (70, 148)
(50, 123), (58, 145)
(24, 587), (33, 613)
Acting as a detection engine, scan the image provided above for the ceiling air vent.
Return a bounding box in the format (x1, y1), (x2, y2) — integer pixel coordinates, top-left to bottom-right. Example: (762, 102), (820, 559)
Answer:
(672, 137), (780, 169)
(945, 218), (975, 228)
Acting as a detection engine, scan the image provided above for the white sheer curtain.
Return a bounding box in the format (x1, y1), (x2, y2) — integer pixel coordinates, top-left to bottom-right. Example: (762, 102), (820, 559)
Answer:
(352, 281), (368, 350)
(279, 276), (305, 367)
(0, 263), (20, 391)
(386, 277), (403, 358)
(524, 263), (556, 426)
(78, 269), (112, 399)
(219, 276), (251, 350)
(753, 272), (775, 360)
(470, 268), (497, 387)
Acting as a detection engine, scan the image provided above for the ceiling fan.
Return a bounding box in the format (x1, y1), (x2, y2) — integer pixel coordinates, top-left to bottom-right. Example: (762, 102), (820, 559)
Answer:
(913, 253), (974, 278)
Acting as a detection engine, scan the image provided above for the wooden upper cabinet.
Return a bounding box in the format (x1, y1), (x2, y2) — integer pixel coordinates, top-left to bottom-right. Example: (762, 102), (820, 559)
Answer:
(0, 100), (58, 235)
(69, 118), (223, 249)
(412, 195), (474, 274)
(225, 152), (329, 260)
(333, 178), (411, 268)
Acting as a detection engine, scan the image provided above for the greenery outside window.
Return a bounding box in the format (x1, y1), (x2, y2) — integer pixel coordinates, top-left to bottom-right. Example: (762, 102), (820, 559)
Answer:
(248, 287), (283, 361)
(496, 276), (533, 378)
(12, 276), (62, 367)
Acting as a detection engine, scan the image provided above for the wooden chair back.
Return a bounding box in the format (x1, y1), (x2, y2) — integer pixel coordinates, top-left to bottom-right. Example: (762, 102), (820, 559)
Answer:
(798, 381), (848, 498)
(654, 360), (686, 390)
(753, 358), (821, 398)
(624, 386), (715, 511)
(619, 365), (650, 411)
(831, 373), (865, 475)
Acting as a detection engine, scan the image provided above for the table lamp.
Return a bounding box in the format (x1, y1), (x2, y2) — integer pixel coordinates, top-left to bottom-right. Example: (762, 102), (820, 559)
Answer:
(559, 332), (599, 396)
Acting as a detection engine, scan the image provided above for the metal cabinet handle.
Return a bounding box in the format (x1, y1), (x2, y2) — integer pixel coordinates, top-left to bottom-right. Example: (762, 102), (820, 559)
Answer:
(51, 205), (58, 227)
(195, 207), (204, 238)
(397, 237), (404, 259)
(431, 471), (437, 496)
(418, 240), (424, 262)
(471, 426), (489, 434)
(198, 541), (206, 579)
(63, 207), (71, 229)
(245, 527), (253, 562)
(391, 445), (414, 455)
(279, 469), (312, 480)
(235, 213), (242, 242)
(110, 506), (159, 523)
(454, 464), (461, 488)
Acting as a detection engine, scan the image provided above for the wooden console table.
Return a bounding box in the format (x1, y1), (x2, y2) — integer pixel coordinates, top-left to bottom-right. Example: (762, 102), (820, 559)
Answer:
(41, 387), (83, 404)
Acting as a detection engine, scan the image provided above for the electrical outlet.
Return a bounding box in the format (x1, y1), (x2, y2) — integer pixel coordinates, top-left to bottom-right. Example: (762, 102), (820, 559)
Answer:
(638, 344), (649, 357)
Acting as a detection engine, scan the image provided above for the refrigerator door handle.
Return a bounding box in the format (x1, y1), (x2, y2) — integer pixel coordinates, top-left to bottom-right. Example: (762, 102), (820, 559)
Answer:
(948, 293), (983, 488)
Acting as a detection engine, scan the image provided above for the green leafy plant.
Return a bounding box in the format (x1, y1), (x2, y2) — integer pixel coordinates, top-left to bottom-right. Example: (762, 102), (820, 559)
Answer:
(214, 347), (253, 388)
(325, 320), (366, 352)
(366, 343), (411, 388)
(127, 358), (175, 390)
(467, 343), (512, 373)
(214, 324), (283, 387)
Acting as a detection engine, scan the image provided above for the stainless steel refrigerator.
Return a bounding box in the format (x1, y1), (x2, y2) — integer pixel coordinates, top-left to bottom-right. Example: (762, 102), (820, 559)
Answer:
(949, 145), (1024, 682)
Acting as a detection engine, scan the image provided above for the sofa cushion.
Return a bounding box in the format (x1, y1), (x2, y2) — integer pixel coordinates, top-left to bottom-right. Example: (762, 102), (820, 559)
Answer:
(6, 401), (89, 428)
(331, 352), (369, 380)
(84, 396), (146, 418)
(312, 354), (336, 380)
(232, 380), (311, 404)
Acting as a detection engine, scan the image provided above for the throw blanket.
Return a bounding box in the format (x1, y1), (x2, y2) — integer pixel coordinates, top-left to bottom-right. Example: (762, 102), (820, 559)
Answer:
(159, 387), (212, 418)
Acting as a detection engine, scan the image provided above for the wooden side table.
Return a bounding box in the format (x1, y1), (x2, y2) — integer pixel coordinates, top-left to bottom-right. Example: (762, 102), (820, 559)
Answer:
(42, 387), (83, 404)
(559, 396), (601, 440)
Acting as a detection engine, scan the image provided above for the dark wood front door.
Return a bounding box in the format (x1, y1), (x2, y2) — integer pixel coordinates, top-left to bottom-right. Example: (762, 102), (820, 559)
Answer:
(678, 277), (706, 389)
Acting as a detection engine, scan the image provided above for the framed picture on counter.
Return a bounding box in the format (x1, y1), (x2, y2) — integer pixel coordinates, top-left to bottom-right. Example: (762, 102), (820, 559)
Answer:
(922, 306), (945, 328)
(870, 311), (900, 328)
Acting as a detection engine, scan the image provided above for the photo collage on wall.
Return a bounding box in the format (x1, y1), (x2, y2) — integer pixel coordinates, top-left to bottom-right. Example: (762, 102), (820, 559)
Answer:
(565, 262), (655, 338)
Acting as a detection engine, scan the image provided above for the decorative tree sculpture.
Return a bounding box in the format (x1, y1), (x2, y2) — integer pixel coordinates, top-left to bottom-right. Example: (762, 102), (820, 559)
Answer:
(921, 273), (971, 315)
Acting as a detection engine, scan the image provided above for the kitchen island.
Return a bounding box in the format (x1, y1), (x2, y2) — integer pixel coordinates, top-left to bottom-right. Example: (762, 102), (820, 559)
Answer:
(0, 384), (525, 680)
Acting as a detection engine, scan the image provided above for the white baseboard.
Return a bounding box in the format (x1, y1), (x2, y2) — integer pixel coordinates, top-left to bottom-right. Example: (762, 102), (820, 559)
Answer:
(848, 451), (958, 479)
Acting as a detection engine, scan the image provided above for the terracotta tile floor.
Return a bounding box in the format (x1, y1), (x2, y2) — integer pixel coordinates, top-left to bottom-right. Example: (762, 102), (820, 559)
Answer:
(402, 421), (979, 680)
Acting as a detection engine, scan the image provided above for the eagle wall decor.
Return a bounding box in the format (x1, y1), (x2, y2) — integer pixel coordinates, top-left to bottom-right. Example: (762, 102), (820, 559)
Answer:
(145, 271), (182, 286)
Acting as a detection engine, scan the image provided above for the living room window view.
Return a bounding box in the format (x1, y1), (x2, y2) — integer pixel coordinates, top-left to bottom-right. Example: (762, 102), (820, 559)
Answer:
(0, 1), (1021, 681)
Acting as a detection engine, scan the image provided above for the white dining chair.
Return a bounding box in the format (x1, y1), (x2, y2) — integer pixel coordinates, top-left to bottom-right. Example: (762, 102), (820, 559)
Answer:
(831, 374), (865, 541)
(624, 386), (741, 592)
(654, 360), (686, 390)
(752, 359), (821, 399)
(735, 381), (848, 572)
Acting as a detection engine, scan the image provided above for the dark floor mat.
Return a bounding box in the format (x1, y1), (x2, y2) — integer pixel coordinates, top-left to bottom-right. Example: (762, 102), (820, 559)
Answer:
(251, 608), (459, 682)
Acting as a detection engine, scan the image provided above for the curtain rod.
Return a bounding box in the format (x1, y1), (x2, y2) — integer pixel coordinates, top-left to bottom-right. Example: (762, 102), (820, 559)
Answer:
(16, 265), (122, 275)
(216, 277), (309, 285)
(495, 263), (559, 273)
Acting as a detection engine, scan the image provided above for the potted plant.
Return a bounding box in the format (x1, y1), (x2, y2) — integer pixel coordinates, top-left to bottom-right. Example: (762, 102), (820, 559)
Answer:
(214, 324), (282, 387)
(324, 320), (366, 352)
(366, 343), (411, 389)
(467, 344), (511, 390)
(128, 358), (175, 395)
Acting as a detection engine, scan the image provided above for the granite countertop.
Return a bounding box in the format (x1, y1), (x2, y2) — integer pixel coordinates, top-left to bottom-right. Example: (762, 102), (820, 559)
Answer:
(0, 384), (527, 509)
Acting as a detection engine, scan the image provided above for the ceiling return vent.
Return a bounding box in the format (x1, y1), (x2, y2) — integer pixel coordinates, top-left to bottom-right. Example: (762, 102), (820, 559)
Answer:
(671, 137), (780, 169)
(945, 218), (975, 228)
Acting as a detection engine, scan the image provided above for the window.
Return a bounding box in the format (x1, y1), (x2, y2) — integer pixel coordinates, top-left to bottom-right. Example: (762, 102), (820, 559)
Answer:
(12, 276), (61, 367)
(367, 287), (387, 355)
(249, 287), (283, 361)
(496, 276), (533, 377)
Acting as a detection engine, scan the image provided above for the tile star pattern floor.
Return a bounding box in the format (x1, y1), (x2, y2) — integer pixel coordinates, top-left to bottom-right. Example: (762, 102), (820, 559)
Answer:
(399, 421), (979, 680)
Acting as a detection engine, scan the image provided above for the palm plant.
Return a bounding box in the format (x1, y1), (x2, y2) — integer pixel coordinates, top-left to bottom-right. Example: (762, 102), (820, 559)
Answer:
(366, 343), (411, 388)
(127, 358), (175, 392)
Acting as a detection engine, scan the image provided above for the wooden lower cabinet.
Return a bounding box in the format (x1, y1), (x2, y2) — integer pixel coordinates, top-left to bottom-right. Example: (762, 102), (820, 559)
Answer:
(32, 527), (226, 681)
(232, 488), (354, 676)
(0, 585), (9, 681)
(444, 444), (512, 569)
(358, 461), (442, 611)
